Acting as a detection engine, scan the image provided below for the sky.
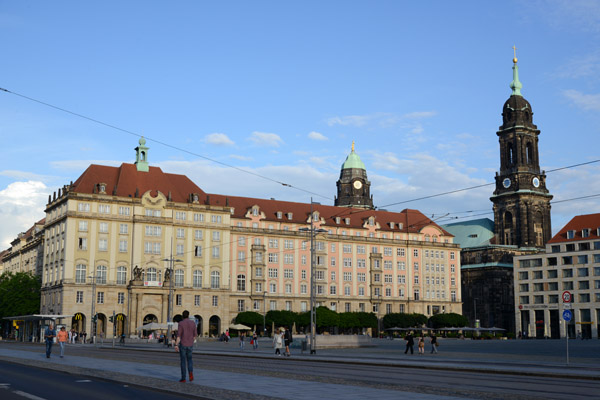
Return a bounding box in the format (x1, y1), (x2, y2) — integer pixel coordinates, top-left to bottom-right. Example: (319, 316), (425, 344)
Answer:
(1, 1), (600, 248)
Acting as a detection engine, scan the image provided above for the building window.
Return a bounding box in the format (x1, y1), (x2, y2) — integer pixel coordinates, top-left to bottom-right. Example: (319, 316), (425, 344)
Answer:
(146, 267), (158, 282)
(195, 295), (201, 306)
(212, 246), (220, 258)
(212, 296), (218, 307)
(238, 300), (245, 312)
(176, 244), (184, 256)
(195, 245), (202, 257)
(76, 291), (83, 303)
(117, 292), (125, 304)
(99, 222), (108, 233)
(237, 274), (246, 291)
(98, 239), (108, 252)
(414, 289), (420, 301)
(78, 203), (90, 212)
(255, 282), (263, 292)
(300, 284), (307, 294)
(117, 266), (127, 285)
(118, 240), (128, 253)
(301, 270), (306, 279)
(96, 265), (107, 284)
(270, 283), (277, 293)
(76, 264), (87, 283)
(193, 270), (202, 288)
(97, 292), (104, 304)
(270, 300), (277, 310)
(211, 271), (220, 288)
(98, 205), (110, 214)
(175, 269), (184, 287)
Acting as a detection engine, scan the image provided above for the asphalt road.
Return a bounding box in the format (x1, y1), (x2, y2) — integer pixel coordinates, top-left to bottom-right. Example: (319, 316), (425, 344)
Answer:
(0, 359), (200, 400)
(5, 342), (599, 400)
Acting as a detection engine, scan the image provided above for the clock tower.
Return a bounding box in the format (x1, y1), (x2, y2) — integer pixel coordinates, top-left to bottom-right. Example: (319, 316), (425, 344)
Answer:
(335, 142), (374, 209)
(491, 52), (552, 248)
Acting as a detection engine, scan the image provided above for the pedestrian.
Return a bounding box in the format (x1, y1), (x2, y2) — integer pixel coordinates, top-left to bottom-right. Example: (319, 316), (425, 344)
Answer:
(284, 327), (293, 357)
(404, 331), (414, 354)
(252, 332), (258, 350)
(239, 332), (245, 350)
(44, 323), (56, 358)
(57, 326), (69, 358)
(225, 329), (230, 342)
(273, 328), (284, 356)
(418, 335), (425, 354)
(430, 333), (438, 354)
(175, 310), (197, 383)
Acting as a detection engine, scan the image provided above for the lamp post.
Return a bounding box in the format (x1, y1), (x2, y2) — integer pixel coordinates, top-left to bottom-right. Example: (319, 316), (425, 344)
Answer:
(163, 253), (183, 347)
(89, 269), (97, 344)
(377, 293), (382, 338)
(263, 291), (266, 336)
(299, 198), (327, 355)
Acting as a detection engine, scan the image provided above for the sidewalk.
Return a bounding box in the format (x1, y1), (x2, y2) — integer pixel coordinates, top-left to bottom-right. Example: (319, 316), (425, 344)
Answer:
(0, 346), (463, 400)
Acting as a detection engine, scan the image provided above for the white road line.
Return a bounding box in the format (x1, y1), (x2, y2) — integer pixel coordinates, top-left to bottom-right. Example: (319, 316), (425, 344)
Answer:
(12, 390), (47, 400)
(75, 379), (92, 382)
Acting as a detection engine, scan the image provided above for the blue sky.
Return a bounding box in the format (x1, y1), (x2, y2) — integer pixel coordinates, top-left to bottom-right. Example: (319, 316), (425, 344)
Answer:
(1, 1), (599, 247)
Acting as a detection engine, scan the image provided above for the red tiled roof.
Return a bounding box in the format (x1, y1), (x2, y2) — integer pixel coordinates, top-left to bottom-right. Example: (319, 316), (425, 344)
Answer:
(68, 163), (450, 235)
(547, 213), (600, 243)
(207, 193), (451, 235)
(71, 163), (206, 203)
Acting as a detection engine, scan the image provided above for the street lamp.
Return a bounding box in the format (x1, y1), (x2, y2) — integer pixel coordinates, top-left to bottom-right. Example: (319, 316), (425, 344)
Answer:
(299, 198), (327, 355)
(88, 269), (97, 344)
(163, 253), (183, 347)
(263, 291), (266, 336)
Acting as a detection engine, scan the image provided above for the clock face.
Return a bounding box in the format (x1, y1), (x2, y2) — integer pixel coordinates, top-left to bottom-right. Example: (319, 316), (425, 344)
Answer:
(532, 177), (540, 188)
(502, 178), (511, 189)
(353, 180), (363, 190)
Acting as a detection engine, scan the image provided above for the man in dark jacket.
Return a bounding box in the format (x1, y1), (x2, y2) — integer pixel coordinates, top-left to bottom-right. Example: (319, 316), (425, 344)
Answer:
(284, 327), (293, 357)
(404, 331), (414, 354)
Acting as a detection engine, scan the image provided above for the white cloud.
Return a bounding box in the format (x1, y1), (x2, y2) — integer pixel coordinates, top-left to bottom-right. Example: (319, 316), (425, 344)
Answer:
(0, 181), (48, 248)
(0, 170), (56, 181)
(563, 89), (600, 111)
(204, 133), (235, 146)
(308, 131), (328, 141)
(229, 154), (253, 161)
(249, 131), (283, 147)
(50, 160), (122, 171)
(326, 111), (435, 132)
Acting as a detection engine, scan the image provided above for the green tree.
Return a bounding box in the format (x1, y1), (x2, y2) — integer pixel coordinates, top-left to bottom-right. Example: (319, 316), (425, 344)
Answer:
(315, 306), (339, 330)
(0, 272), (41, 318)
(428, 313), (468, 328)
(382, 313), (428, 329)
(266, 310), (297, 328)
(234, 311), (264, 328)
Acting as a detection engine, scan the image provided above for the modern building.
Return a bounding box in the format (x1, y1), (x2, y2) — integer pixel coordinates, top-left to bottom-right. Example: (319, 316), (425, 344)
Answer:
(444, 54), (552, 334)
(39, 139), (462, 338)
(1, 218), (45, 276)
(514, 213), (600, 339)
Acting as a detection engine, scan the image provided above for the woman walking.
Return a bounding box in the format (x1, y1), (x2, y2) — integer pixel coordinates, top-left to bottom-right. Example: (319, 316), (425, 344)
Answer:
(418, 335), (425, 355)
(430, 333), (438, 354)
(273, 328), (284, 356)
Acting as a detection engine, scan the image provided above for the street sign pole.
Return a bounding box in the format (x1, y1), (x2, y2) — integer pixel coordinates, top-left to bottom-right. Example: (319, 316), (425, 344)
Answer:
(562, 291), (572, 366)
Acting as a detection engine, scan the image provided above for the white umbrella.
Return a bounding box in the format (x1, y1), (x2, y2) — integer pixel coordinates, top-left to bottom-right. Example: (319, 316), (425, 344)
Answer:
(137, 322), (178, 331)
(229, 323), (252, 330)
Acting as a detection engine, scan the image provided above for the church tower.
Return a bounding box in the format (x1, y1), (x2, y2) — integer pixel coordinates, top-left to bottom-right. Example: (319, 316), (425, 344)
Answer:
(335, 142), (374, 209)
(491, 51), (552, 248)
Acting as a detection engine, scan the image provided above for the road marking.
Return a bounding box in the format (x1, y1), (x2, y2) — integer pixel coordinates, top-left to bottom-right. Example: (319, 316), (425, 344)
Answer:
(13, 390), (47, 400)
(75, 380), (92, 383)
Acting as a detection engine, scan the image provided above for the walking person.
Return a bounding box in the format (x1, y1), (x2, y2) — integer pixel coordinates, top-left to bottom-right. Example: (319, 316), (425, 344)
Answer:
(57, 326), (69, 358)
(175, 310), (197, 383)
(44, 323), (56, 358)
(252, 332), (258, 350)
(239, 332), (245, 351)
(273, 328), (284, 356)
(418, 335), (425, 355)
(404, 331), (414, 355)
(430, 333), (438, 354)
(284, 327), (293, 357)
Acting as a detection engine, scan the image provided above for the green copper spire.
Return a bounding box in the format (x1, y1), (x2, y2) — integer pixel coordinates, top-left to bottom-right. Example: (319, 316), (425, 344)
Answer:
(341, 141), (366, 170)
(135, 137), (149, 172)
(510, 46), (522, 96)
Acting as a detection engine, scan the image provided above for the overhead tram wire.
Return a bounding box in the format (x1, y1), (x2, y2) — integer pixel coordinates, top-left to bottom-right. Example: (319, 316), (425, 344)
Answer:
(3, 87), (600, 214)
(0, 87), (331, 202)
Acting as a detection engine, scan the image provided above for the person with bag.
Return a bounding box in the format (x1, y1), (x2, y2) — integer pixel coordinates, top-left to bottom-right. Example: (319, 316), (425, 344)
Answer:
(57, 326), (69, 358)
(273, 328), (284, 356)
(430, 333), (438, 354)
(252, 332), (258, 350)
(404, 331), (414, 355)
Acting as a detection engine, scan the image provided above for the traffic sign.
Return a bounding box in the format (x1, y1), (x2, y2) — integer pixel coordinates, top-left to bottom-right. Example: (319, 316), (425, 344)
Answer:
(562, 291), (572, 303)
(563, 303), (571, 309)
(563, 309), (572, 321)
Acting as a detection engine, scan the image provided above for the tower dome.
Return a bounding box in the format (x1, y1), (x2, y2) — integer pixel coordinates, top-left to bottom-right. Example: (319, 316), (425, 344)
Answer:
(334, 142), (373, 209)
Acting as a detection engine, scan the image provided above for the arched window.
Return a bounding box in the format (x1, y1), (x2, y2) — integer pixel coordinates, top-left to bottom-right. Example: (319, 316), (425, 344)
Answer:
(508, 143), (514, 165)
(237, 274), (246, 291)
(96, 265), (107, 284)
(175, 269), (184, 287)
(193, 270), (202, 288)
(526, 142), (533, 164)
(75, 264), (87, 284)
(211, 271), (220, 289)
(116, 266), (127, 285)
